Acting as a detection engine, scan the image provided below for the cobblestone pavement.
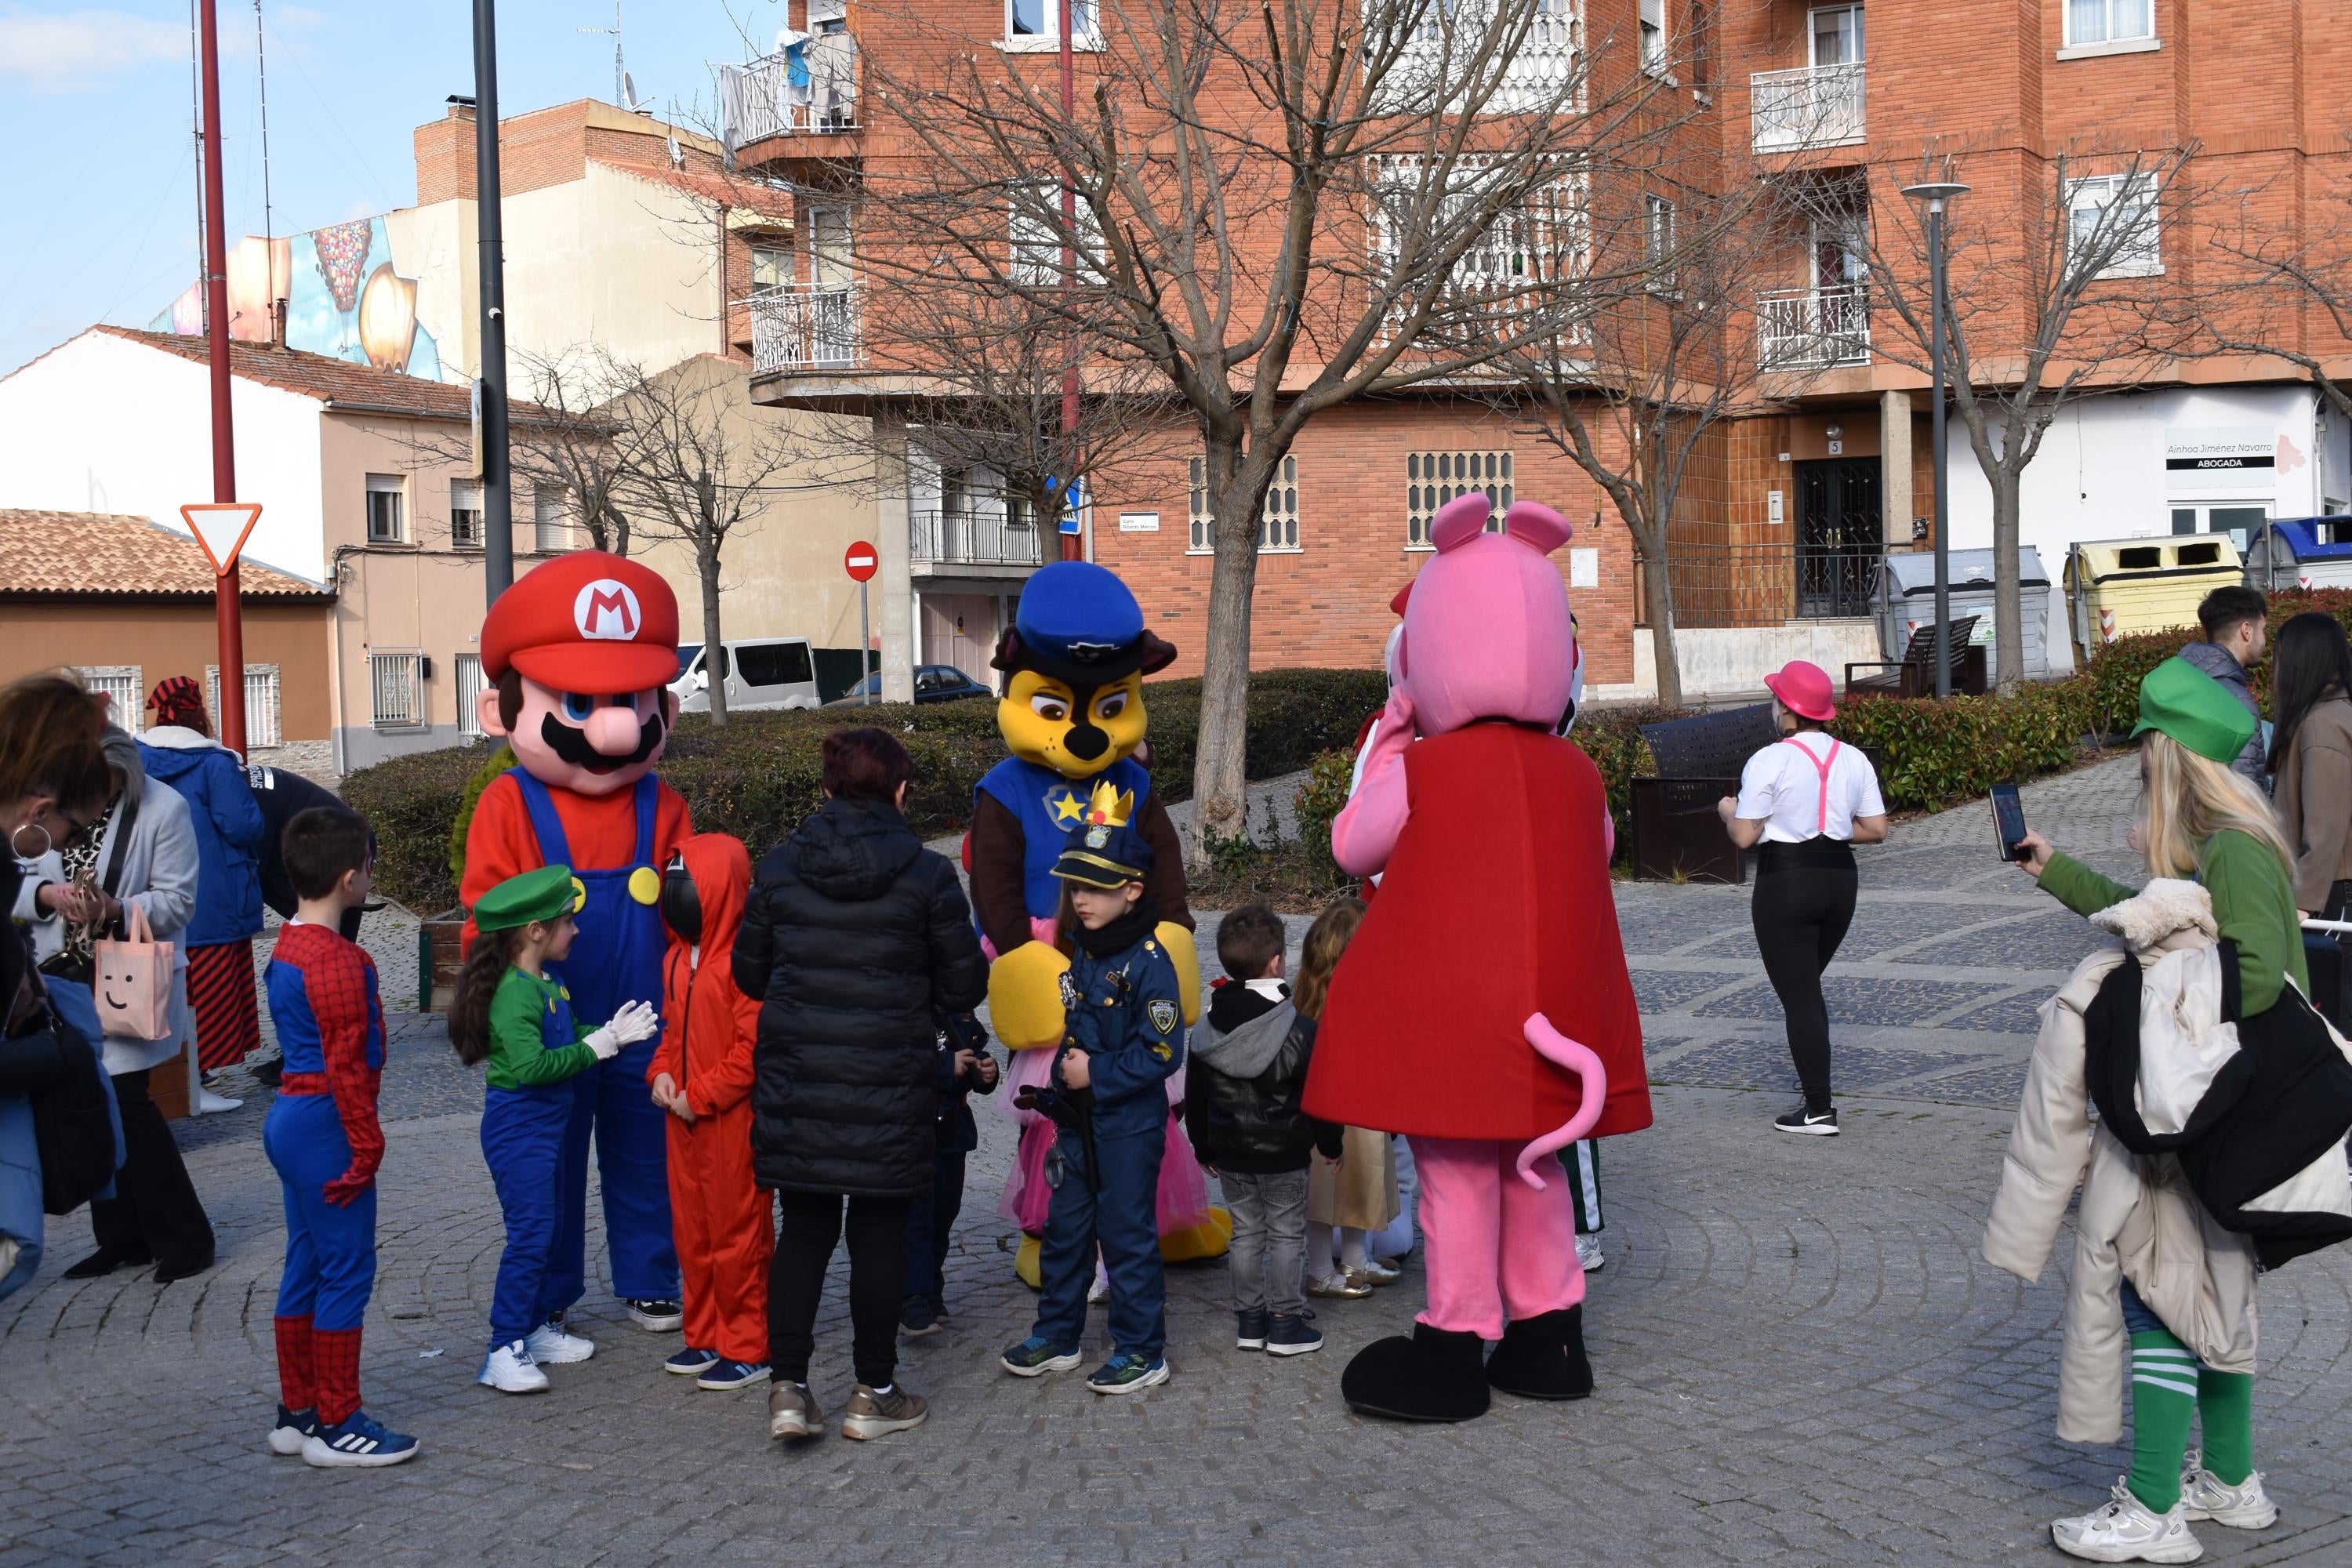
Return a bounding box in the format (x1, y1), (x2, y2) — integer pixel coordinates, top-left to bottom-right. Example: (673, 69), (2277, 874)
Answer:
(8, 755), (2351, 1566)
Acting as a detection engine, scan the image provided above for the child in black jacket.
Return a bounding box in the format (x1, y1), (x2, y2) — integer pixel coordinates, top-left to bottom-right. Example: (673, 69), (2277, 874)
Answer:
(900, 1008), (998, 1338)
(1186, 905), (1342, 1356)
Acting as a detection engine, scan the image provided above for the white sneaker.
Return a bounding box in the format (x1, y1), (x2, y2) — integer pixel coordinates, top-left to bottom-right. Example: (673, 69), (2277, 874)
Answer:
(2051, 1479), (2205, 1563)
(2178, 1454), (2277, 1530)
(524, 1320), (596, 1365)
(477, 1339), (551, 1394)
(194, 1085), (244, 1114)
(1575, 1233), (1606, 1273)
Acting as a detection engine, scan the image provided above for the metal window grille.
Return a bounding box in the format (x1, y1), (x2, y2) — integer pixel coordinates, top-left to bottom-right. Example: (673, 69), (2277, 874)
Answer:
(1189, 457), (1214, 551)
(1406, 451), (1512, 545)
(365, 474), (405, 544)
(368, 652), (425, 729)
(205, 665), (281, 748)
(74, 666), (143, 731)
(451, 479), (484, 550)
(1259, 456), (1300, 551)
(455, 653), (485, 739)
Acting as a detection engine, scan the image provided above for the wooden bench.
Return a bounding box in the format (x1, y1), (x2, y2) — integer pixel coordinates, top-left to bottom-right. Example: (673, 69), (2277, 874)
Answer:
(1628, 703), (1781, 884)
(1846, 615), (1987, 700)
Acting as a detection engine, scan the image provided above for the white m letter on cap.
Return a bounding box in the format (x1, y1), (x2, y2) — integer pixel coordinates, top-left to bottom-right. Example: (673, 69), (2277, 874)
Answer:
(574, 579), (643, 641)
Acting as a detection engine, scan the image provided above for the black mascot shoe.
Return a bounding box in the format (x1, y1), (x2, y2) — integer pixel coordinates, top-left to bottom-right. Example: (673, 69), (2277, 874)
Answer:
(1485, 1305), (1593, 1401)
(1339, 1322), (1491, 1422)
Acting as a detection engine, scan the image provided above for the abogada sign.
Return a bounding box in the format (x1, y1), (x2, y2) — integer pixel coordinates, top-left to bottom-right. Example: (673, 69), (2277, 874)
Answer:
(2165, 426), (2276, 494)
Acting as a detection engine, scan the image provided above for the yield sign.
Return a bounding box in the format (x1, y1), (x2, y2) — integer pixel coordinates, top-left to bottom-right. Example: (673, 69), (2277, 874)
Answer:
(182, 503), (263, 577)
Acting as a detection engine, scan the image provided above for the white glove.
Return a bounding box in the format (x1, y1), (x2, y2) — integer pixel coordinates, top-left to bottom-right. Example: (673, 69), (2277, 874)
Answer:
(583, 1026), (624, 1062)
(583, 1000), (661, 1060)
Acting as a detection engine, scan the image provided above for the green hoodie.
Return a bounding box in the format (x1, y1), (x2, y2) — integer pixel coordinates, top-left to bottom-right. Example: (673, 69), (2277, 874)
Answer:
(2038, 829), (2307, 1014)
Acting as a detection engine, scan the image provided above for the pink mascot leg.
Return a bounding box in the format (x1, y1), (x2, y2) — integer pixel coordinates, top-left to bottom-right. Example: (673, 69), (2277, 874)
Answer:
(1409, 1136), (1507, 1340)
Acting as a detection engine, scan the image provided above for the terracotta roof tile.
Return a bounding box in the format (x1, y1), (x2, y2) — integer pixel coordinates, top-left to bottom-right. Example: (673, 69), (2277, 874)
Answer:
(89, 325), (557, 423)
(0, 511), (329, 601)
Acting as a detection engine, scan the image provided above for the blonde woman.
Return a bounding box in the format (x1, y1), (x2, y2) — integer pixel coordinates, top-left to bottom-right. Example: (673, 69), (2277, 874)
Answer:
(2009, 657), (2295, 1564)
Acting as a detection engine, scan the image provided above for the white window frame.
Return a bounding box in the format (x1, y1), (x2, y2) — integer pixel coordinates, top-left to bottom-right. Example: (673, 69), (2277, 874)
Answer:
(806, 205), (853, 289)
(366, 651), (426, 730)
(450, 478), (485, 550)
(1188, 457), (1214, 554)
(750, 239), (792, 296)
(2062, 0), (2154, 50)
(205, 664), (282, 749)
(1002, 0), (1102, 51)
(74, 666), (143, 731)
(1639, 0), (1667, 75)
(533, 484), (574, 554)
(1407, 451), (1513, 548)
(1807, 2), (1864, 67)
(1645, 194), (1677, 292)
(1259, 456), (1301, 553)
(2067, 172), (2163, 280)
(365, 473), (406, 545)
(1010, 183), (1105, 288)
(455, 652), (486, 740)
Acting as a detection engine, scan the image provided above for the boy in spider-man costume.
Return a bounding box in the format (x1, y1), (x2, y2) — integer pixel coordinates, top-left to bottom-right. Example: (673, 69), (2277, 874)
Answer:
(262, 806), (418, 1468)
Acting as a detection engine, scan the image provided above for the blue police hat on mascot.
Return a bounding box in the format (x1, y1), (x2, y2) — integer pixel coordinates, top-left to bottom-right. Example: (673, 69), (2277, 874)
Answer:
(993, 561), (1177, 687)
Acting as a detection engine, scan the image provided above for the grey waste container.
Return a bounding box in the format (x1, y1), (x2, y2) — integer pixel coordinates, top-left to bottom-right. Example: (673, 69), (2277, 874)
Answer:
(1878, 547), (2067, 679)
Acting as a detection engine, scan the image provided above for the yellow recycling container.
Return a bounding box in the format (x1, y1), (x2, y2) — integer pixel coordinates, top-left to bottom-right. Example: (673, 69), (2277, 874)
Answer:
(2063, 535), (2244, 662)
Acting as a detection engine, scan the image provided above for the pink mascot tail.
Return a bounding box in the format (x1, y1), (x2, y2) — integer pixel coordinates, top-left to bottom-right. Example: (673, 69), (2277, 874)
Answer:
(1513, 1014), (1607, 1188)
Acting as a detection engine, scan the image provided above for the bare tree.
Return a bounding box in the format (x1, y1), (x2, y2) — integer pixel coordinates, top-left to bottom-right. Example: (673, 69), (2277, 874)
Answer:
(508, 349), (637, 557)
(605, 353), (804, 726)
(853, 0), (1676, 863)
(2201, 149), (2352, 430)
(1789, 144), (2201, 692)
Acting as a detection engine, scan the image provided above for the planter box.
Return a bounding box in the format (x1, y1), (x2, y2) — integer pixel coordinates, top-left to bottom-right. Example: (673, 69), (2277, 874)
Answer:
(420, 910), (466, 1013)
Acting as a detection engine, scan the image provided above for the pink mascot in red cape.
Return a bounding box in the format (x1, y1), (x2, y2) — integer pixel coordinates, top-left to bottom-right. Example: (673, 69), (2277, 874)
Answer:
(1304, 493), (1650, 1422)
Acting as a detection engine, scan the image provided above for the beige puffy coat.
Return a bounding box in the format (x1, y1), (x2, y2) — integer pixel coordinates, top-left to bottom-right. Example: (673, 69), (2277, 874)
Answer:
(1981, 879), (2259, 1443)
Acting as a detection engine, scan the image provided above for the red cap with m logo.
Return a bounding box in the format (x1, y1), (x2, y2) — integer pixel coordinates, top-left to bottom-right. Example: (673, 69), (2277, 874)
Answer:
(480, 550), (681, 693)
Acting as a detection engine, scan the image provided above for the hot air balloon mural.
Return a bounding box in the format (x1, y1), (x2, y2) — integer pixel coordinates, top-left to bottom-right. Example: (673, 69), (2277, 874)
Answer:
(150, 214), (445, 381)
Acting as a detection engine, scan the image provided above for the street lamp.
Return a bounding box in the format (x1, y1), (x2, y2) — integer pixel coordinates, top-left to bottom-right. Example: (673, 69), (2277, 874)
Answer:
(1901, 178), (1969, 698)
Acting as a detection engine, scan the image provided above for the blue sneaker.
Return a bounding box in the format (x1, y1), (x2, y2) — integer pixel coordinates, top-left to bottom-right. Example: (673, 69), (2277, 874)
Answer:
(1087, 1352), (1171, 1395)
(1000, 1335), (1083, 1377)
(302, 1409), (420, 1468)
(1265, 1314), (1323, 1357)
(665, 1346), (721, 1376)
(1235, 1309), (1269, 1351)
(696, 1358), (771, 1391)
(267, 1403), (318, 1456)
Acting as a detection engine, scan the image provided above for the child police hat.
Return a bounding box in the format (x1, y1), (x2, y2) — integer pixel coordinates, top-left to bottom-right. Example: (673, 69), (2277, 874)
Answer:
(1050, 819), (1155, 889)
(474, 864), (582, 932)
(2131, 656), (2259, 764)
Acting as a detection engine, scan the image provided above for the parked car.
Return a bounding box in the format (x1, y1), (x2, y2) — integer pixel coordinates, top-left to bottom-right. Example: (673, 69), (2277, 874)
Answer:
(822, 665), (994, 707)
(672, 637), (822, 713)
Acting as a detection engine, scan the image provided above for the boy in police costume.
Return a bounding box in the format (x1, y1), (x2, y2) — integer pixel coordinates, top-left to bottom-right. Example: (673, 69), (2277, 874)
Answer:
(1000, 791), (1185, 1394)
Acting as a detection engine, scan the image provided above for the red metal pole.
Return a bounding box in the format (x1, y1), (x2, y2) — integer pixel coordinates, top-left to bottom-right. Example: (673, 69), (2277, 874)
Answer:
(1057, 0), (1082, 562)
(198, 0), (248, 754)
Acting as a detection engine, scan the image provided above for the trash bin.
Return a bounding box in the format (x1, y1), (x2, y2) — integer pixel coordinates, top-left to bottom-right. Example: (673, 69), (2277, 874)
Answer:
(2245, 517), (2352, 593)
(1878, 547), (2067, 679)
(2063, 535), (2244, 662)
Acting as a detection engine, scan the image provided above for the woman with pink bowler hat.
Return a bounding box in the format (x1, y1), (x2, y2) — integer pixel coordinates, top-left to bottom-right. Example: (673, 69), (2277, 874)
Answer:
(1716, 661), (1889, 1138)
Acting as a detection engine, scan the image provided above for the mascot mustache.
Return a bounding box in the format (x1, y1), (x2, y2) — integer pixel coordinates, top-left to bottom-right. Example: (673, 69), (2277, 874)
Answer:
(539, 706), (666, 773)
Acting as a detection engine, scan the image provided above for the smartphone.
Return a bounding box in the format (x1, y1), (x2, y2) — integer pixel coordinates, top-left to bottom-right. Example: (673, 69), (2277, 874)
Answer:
(1991, 783), (2028, 862)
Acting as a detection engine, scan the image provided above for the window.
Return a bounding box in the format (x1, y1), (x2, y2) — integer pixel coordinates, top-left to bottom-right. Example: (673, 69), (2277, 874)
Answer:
(365, 474), (405, 544)
(1690, 0), (1715, 87)
(368, 652), (425, 729)
(1187, 456), (1303, 553)
(1639, 0), (1666, 74)
(205, 664), (282, 748)
(74, 666), (143, 731)
(1011, 184), (1105, 287)
(1189, 457), (1213, 552)
(456, 653), (486, 739)
(806, 207), (852, 289)
(1810, 3), (1864, 67)
(735, 641), (814, 689)
(1645, 194), (1677, 290)
(450, 479), (484, 550)
(1407, 451), (1513, 546)
(534, 485), (573, 554)
(2067, 172), (2161, 278)
(750, 242), (792, 296)
(1009, 0), (1095, 39)
(2065, 0), (2152, 47)
(808, 0), (848, 27)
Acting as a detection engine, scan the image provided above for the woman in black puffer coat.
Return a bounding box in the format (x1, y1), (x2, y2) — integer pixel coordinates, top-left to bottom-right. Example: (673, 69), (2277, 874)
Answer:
(734, 728), (985, 1437)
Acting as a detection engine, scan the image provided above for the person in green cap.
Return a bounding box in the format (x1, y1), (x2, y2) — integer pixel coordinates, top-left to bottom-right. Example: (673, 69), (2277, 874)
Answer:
(448, 864), (660, 1396)
(2009, 654), (2294, 1563)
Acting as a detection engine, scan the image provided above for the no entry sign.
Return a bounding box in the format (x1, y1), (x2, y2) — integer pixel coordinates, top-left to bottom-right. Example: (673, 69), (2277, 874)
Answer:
(844, 541), (879, 583)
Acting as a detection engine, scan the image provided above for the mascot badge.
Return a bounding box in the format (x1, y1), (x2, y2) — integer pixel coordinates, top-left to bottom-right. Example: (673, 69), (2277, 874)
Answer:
(461, 551), (690, 1327)
(1305, 495), (1650, 1421)
(969, 561), (1229, 1280)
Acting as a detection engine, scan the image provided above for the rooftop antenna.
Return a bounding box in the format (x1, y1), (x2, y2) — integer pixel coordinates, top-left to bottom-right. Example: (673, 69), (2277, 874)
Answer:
(255, 2), (274, 249)
(579, 1), (622, 106)
(188, 0), (206, 330)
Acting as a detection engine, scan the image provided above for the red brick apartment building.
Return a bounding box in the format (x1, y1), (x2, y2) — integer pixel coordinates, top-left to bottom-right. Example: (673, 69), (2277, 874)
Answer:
(726, 1), (2352, 699)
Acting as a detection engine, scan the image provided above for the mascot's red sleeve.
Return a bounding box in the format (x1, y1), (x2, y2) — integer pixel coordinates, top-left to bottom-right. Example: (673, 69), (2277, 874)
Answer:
(460, 772), (692, 951)
(1303, 722), (1650, 1142)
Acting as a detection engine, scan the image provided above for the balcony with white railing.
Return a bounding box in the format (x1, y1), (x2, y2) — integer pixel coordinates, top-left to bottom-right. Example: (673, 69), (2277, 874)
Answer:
(748, 285), (862, 374)
(1750, 61), (1865, 154)
(909, 509), (1050, 571)
(1756, 285), (1870, 369)
(717, 33), (859, 153)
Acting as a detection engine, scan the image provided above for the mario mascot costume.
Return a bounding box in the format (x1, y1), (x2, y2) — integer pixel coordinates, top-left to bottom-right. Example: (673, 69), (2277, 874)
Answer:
(463, 552), (690, 1329)
(968, 561), (1226, 1281)
(1305, 494), (1650, 1423)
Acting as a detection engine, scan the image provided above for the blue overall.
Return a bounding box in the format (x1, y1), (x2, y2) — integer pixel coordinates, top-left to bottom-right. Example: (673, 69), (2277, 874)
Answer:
(973, 756), (1154, 925)
(481, 984), (589, 1345)
(509, 769), (679, 1305)
(262, 953), (386, 1336)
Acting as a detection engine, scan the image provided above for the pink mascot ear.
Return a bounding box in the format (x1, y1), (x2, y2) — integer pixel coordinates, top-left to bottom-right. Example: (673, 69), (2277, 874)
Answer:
(1428, 493), (1498, 554)
(1503, 501), (1572, 554)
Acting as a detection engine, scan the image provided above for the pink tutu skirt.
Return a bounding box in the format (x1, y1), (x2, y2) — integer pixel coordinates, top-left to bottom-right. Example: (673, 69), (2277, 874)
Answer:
(996, 1047), (1212, 1235)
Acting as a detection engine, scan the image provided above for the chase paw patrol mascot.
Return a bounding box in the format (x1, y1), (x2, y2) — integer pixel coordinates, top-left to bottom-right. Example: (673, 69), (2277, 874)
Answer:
(461, 552), (688, 1330)
(969, 561), (1228, 1279)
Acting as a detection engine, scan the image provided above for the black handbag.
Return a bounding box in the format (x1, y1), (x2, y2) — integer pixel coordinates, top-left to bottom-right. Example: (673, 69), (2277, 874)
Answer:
(18, 966), (117, 1216)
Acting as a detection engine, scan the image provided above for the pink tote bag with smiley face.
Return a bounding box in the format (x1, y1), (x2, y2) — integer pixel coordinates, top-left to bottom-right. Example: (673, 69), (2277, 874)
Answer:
(93, 902), (175, 1042)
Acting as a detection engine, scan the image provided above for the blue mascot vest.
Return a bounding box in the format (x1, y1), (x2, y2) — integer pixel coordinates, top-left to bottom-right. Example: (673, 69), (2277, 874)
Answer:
(974, 756), (1153, 922)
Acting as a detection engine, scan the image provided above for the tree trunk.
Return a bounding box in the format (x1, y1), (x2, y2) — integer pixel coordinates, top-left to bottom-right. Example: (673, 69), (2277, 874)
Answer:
(699, 539), (728, 728)
(1990, 466), (2024, 695)
(1636, 524), (1683, 710)
(1186, 437), (1270, 872)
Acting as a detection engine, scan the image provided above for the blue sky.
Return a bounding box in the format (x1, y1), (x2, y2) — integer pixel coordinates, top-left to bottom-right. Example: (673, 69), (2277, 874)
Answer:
(0, 0), (779, 374)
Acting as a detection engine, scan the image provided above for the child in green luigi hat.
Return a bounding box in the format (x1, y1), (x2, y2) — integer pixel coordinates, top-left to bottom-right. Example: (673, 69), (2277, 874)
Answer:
(2005, 655), (2298, 1559)
(449, 865), (660, 1395)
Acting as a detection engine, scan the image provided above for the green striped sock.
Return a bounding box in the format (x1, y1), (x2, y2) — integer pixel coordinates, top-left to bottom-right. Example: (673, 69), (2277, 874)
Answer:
(2127, 1330), (2200, 1514)
(2196, 1367), (2254, 1486)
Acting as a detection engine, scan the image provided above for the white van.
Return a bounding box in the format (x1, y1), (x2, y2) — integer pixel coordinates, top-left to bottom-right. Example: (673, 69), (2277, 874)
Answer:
(672, 637), (822, 713)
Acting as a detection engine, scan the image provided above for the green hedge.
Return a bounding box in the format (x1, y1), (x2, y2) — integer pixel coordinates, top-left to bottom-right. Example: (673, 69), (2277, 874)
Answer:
(343, 667), (1388, 913)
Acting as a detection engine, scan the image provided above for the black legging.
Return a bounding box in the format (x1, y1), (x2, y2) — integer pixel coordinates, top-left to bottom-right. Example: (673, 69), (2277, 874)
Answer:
(89, 1067), (216, 1270)
(767, 1190), (913, 1388)
(1751, 840), (1858, 1113)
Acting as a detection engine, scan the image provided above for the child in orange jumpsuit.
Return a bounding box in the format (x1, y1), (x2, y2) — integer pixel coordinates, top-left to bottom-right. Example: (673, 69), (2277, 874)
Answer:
(648, 834), (773, 1388)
